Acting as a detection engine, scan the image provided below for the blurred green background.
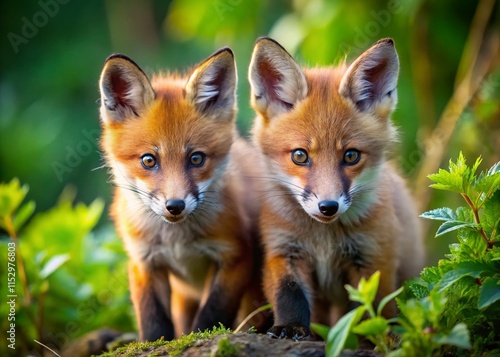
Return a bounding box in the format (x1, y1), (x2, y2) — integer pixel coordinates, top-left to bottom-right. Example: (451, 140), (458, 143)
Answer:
(0, 0), (499, 355)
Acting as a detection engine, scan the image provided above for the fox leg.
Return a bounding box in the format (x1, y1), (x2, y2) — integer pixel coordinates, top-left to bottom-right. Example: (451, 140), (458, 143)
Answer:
(265, 254), (313, 340)
(129, 261), (174, 341)
(169, 275), (199, 337)
(192, 247), (253, 332)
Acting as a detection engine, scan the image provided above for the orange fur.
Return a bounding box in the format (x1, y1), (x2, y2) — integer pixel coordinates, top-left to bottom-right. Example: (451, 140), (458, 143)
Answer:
(99, 49), (265, 341)
(249, 38), (424, 340)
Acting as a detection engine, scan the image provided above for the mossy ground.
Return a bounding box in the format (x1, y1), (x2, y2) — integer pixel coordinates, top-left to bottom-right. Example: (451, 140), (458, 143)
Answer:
(96, 325), (231, 357)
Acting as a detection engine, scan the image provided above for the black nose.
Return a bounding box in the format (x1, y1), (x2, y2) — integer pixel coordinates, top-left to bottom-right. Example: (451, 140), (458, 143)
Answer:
(318, 200), (339, 216)
(166, 199), (185, 215)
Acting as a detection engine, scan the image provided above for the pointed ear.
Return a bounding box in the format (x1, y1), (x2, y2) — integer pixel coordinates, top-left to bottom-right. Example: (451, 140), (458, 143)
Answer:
(339, 38), (399, 116)
(248, 37), (308, 120)
(99, 54), (155, 124)
(185, 47), (237, 120)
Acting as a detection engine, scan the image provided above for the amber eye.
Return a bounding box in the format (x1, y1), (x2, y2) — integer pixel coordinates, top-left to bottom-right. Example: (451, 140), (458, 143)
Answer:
(343, 149), (361, 165)
(291, 149), (309, 165)
(141, 154), (157, 169)
(189, 152), (206, 167)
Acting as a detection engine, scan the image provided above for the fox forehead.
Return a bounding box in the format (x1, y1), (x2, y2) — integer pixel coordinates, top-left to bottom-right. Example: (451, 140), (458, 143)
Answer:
(104, 92), (234, 159)
(259, 67), (390, 157)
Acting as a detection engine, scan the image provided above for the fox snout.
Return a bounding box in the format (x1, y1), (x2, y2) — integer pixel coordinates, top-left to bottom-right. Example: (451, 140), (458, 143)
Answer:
(318, 200), (339, 216)
(301, 192), (350, 223)
(165, 199), (186, 216)
(156, 193), (199, 223)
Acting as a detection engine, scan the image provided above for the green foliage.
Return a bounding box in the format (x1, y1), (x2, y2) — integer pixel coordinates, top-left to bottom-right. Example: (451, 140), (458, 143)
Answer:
(312, 272), (401, 357)
(413, 153), (500, 355)
(0, 179), (132, 356)
(313, 271), (471, 357)
(393, 291), (471, 357)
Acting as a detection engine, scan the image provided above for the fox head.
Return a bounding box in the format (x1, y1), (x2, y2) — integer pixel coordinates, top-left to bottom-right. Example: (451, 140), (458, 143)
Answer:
(99, 48), (237, 224)
(249, 38), (399, 225)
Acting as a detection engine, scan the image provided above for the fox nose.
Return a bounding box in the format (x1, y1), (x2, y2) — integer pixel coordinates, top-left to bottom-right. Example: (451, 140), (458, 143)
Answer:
(166, 199), (185, 216)
(318, 200), (339, 216)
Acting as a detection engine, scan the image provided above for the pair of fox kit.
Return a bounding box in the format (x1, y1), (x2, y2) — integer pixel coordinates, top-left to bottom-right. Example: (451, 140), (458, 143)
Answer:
(99, 37), (424, 342)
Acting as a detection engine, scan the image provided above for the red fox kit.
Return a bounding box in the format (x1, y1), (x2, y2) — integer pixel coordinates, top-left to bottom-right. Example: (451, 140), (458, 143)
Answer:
(98, 48), (263, 341)
(248, 38), (424, 339)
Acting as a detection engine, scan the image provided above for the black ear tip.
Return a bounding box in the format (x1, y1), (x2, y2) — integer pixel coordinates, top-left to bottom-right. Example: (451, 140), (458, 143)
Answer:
(254, 37), (291, 58)
(105, 53), (134, 64)
(211, 47), (234, 59)
(377, 38), (394, 47)
(103, 54), (147, 77)
(255, 36), (273, 44)
(255, 36), (285, 49)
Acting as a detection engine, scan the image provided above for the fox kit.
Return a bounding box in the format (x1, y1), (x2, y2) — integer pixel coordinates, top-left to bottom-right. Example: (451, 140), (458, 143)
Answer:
(249, 38), (424, 339)
(99, 48), (263, 341)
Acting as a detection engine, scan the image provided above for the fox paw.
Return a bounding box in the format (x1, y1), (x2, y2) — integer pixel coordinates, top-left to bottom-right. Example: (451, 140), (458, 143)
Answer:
(267, 325), (310, 341)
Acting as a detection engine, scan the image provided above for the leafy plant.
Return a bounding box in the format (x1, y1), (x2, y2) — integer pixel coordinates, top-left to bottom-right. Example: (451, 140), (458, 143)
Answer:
(312, 272), (468, 357)
(315, 272), (402, 356)
(0, 179), (132, 356)
(313, 153), (500, 356)
(412, 153), (500, 355)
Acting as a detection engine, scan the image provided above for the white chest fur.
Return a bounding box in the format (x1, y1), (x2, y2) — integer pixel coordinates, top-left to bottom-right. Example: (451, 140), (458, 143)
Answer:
(125, 217), (232, 291)
(266, 222), (377, 302)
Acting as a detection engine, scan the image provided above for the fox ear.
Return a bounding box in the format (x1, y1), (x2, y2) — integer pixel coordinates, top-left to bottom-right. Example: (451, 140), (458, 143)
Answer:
(185, 48), (237, 120)
(99, 54), (155, 123)
(249, 37), (308, 120)
(339, 38), (399, 116)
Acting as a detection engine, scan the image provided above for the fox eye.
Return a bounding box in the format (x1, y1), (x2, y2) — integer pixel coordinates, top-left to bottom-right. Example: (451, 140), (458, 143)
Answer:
(141, 154), (157, 169)
(189, 152), (206, 167)
(343, 149), (361, 165)
(291, 149), (309, 165)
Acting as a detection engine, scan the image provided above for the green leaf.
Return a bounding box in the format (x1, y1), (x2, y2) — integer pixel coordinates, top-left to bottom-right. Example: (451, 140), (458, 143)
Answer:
(428, 169), (463, 194)
(432, 323), (471, 349)
(352, 317), (389, 336)
(436, 220), (476, 237)
(326, 307), (366, 357)
(483, 191), (500, 236)
(478, 277), (500, 309)
(377, 286), (403, 316)
(439, 261), (494, 291)
(345, 284), (364, 304)
(310, 323), (329, 340)
(488, 161), (500, 176)
(359, 271), (380, 305)
(420, 266), (442, 284)
(344, 332), (358, 350)
(13, 201), (36, 231)
(475, 172), (500, 199)
(0, 178), (29, 218)
(420, 207), (456, 221)
(408, 283), (430, 300)
(39, 254), (70, 279)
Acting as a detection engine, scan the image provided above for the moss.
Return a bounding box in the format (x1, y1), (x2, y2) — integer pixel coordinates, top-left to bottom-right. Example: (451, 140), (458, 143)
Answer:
(210, 336), (242, 357)
(96, 325), (231, 357)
